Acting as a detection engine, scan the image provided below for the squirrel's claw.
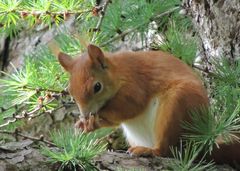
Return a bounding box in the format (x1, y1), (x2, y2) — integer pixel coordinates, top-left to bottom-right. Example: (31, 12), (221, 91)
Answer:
(75, 115), (98, 133)
(74, 118), (85, 130)
(84, 115), (96, 132)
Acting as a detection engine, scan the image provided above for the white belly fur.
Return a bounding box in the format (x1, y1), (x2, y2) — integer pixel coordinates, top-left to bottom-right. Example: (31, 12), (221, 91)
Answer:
(121, 97), (159, 148)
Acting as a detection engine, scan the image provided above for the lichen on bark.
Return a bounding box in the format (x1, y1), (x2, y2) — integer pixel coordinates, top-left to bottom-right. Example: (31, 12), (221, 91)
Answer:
(182, 0), (240, 67)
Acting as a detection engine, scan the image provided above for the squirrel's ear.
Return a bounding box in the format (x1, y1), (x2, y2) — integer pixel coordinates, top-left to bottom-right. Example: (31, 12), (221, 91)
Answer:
(87, 44), (107, 69)
(58, 52), (73, 72)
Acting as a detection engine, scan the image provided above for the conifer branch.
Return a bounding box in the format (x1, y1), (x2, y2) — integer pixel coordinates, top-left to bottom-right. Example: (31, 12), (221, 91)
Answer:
(0, 9), (89, 31)
(24, 86), (69, 95)
(100, 6), (179, 47)
(192, 64), (215, 76)
(0, 9), (91, 17)
(0, 0), (92, 35)
(91, 0), (111, 42)
(0, 93), (65, 128)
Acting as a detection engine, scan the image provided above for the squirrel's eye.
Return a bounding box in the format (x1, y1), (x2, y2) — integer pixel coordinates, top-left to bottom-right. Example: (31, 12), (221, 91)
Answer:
(94, 82), (102, 94)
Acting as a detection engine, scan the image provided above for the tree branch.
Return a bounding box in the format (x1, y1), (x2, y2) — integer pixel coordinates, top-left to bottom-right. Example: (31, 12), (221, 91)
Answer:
(100, 6), (180, 47)
(91, 0), (111, 42)
(0, 129), (56, 146)
(0, 9), (91, 20)
(24, 86), (69, 95)
(192, 64), (216, 76)
(0, 93), (67, 128)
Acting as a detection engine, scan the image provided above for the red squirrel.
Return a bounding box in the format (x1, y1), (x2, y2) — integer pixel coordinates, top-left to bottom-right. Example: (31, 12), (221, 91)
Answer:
(58, 44), (239, 165)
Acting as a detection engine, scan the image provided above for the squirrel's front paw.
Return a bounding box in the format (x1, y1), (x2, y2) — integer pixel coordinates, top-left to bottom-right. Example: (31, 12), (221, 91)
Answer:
(74, 115), (98, 133)
(74, 118), (85, 131)
(127, 146), (161, 157)
(84, 115), (97, 132)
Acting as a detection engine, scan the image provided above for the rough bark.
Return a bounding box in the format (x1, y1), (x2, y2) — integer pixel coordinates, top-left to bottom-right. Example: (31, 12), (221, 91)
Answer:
(0, 140), (53, 171)
(0, 140), (236, 171)
(182, 0), (240, 66)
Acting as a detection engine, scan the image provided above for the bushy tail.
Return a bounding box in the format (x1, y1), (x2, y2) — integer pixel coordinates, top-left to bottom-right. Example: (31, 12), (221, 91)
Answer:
(210, 139), (240, 169)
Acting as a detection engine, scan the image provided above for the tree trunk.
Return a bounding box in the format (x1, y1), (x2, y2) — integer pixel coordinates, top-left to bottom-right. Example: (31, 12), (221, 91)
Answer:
(0, 140), (236, 171)
(182, 0), (240, 68)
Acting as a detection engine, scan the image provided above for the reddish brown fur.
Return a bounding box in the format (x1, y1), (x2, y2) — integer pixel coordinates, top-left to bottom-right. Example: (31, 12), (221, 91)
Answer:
(58, 44), (240, 167)
(210, 142), (240, 167)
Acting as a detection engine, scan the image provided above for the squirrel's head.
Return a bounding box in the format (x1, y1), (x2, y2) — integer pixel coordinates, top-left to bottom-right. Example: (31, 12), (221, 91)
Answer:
(58, 44), (118, 118)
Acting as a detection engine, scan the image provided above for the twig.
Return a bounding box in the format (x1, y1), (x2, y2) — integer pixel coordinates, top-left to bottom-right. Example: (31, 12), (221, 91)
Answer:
(100, 6), (180, 47)
(0, 129), (56, 146)
(24, 86), (69, 95)
(91, 0), (111, 42)
(0, 94), (63, 128)
(192, 64), (215, 76)
(30, 105), (65, 119)
(0, 9), (91, 18)
(100, 25), (140, 47)
(192, 64), (207, 73)
(0, 118), (17, 128)
(0, 88), (68, 116)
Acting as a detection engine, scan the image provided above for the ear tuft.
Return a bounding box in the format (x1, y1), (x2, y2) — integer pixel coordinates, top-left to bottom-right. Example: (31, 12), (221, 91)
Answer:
(58, 52), (73, 72)
(87, 44), (107, 69)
